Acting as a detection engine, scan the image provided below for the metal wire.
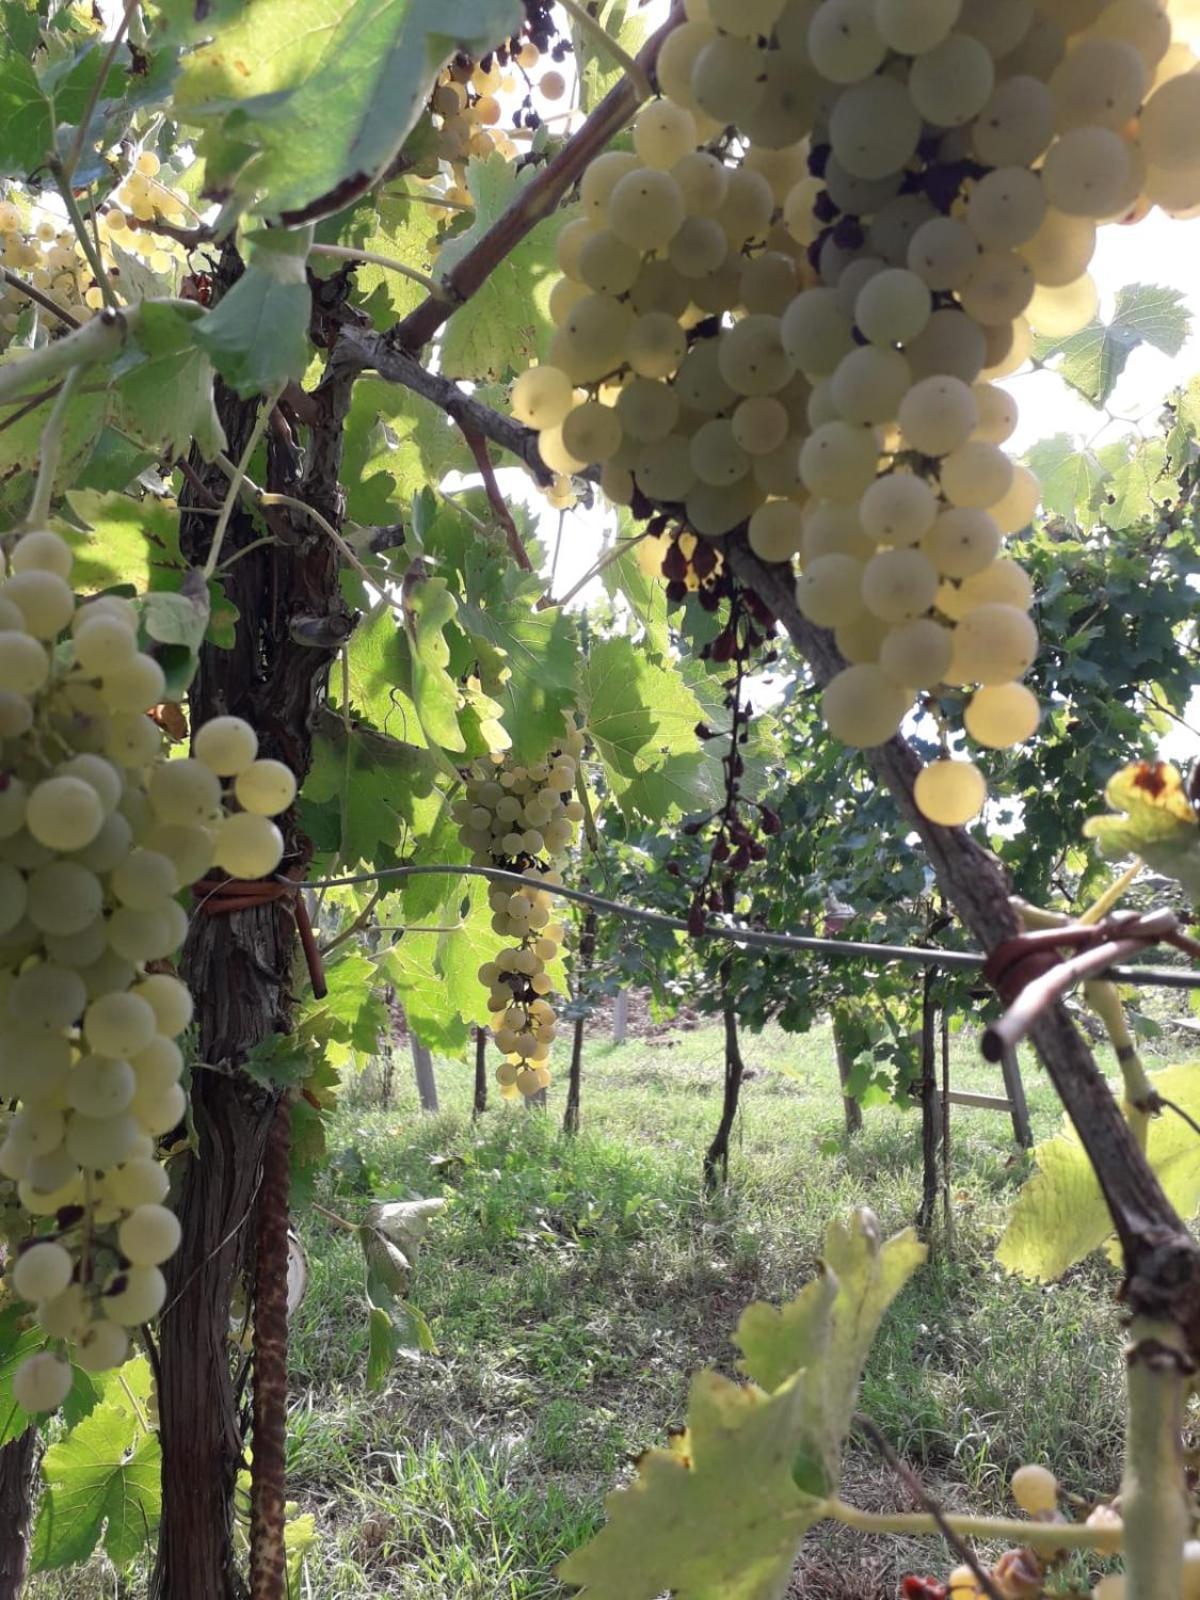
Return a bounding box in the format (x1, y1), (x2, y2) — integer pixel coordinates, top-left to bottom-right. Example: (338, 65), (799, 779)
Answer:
(290, 862), (1200, 992)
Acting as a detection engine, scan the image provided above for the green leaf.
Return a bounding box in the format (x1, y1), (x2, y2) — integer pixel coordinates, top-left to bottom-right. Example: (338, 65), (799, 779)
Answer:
(194, 227), (313, 399)
(581, 636), (715, 821)
(404, 573), (467, 753)
(437, 154), (569, 380)
(560, 1210), (921, 1597)
(114, 303), (225, 463)
(1102, 437), (1168, 530)
(1032, 284), (1191, 408)
(174, 0), (521, 225)
(998, 1063), (1200, 1280)
(303, 718), (443, 868)
(0, 1306), (45, 1448)
(380, 933), (471, 1055)
(31, 1388), (161, 1571)
(558, 1370), (824, 1599)
(317, 185), (443, 330)
(60, 491), (182, 593)
(341, 376), (466, 523)
(571, 0), (650, 110)
(0, 9), (123, 179)
(1024, 433), (1109, 523)
(0, 374), (107, 521)
(458, 599), (581, 764)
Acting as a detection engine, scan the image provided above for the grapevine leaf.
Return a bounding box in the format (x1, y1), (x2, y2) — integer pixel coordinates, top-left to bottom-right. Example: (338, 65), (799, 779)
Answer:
(457, 600), (581, 764)
(0, 1307), (45, 1447)
(337, 603), (426, 745)
(734, 1210), (925, 1492)
(380, 934), (471, 1055)
(60, 491), (182, 592)
(581, 636), (714, 821)
(997, 1063), (1200, 1280)
(1083, 760), (1200, 901)
(194, 228), (313, 399)
(173, 0), (521, 225)
(437, 154), (568, 380)
(558, 1369), (823, 1600)
(1024, 433), (1109, 523)
(114, 303), (225, 462)
(601, 532), (672, 660)
(341, 376), (466, 523)
(1032, 284), (1190, 408)
(403, 573), (467, 753)
(30, 1392), (161, 1570)
(1099, 437), (1168, 530)
(315, 185), (442, 330)
(0, 377), (107, 521)
(572, 0), (650, 109)
(0, 8), (124, 179)
(302, 717), (443, 867)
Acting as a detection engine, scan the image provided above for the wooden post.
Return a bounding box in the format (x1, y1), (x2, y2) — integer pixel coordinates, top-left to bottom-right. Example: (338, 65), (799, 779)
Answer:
(999, 1042), (1034, 1149)
(472, 1027), (488, 1119)
(411, 1035), (439, 1113)
(940, 1005), (954, 1254)
(917, 966), (939, 1233)
(563, 907), (594, 1136)
(831, 1010), (863, 1136)
(612, 987), (629, 1045)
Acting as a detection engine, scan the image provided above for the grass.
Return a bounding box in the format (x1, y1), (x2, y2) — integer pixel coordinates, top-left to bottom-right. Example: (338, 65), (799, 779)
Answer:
(29, 1010), (1169, 1599)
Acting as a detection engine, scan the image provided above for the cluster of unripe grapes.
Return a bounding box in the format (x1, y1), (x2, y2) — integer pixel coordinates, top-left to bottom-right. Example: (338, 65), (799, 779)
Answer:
(0, 529), (294, 1413)
(0, 155), (193, 341)
(511, 0), (1200, 828)
(451, 724), (585, 1099)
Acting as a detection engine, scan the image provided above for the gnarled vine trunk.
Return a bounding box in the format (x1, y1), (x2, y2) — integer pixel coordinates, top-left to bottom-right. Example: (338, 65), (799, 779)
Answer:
(0, 1427), (37, 1600)
(152, 271), (354, 1598)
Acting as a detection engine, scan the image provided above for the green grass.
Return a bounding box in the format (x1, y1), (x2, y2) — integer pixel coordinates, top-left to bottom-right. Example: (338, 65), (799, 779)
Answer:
(29, 1013), (1161, 1598)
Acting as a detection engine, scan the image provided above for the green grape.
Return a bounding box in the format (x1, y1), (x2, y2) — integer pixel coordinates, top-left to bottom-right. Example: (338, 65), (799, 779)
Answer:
(234, 758), (297, 817)
(193, 715), (259, 776)
(213, 813), (284, 878)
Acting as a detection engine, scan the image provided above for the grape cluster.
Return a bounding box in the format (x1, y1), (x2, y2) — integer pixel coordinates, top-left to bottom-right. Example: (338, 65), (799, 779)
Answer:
(0, 530), (294, 1413)
(0, 155), (193, 346)
(512, 0), (1199, 826)
(451, 722), (586, 1099)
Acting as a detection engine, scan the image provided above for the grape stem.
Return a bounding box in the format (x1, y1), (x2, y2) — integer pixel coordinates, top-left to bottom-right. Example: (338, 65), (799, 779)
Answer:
(202, 391), (284, 580)
(827, 1498), (1118, 1553)
(308, 243), (449, 298)
(555, 0), (655, 103)
(60, 0), (140, 181)
(0, 266), (81, 330)
(48, 160), (118, 312)
(25, 364), (84, 528)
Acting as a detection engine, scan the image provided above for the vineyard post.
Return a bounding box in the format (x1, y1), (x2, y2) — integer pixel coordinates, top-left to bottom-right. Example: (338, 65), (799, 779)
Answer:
(472, 1026), (488, 1119)
(917, 965), (939, 1234)
(831, 1010), (864, 1137)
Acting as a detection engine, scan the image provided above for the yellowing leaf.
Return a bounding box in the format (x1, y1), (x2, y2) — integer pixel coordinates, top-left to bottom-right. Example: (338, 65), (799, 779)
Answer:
(557, 1370), (822, 1600)
(560, 1211), (923, 1596)
(735, 1210), (925, 1492)
(998, 1063), (1200, 1281)
(1084, 761), (1200, 900)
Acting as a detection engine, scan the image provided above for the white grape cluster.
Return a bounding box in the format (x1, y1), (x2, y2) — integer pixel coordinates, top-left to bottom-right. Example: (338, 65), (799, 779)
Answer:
(0, 529), (295, 1414)
(511, 0), (1199, 826)
(0, 156), (191, 343)
(451, 723), (586, 1099)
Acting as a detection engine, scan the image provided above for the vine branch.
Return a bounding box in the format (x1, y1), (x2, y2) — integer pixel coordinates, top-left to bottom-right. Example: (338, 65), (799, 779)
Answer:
(378, 2), (683, 355)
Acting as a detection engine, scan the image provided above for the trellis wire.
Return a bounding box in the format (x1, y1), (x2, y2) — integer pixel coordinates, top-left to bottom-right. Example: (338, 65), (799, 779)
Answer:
(291, 862), (1200, 993)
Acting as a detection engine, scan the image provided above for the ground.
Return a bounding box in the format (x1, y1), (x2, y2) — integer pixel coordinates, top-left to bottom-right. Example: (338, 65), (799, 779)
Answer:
(32, 1005), (1168, 1599)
